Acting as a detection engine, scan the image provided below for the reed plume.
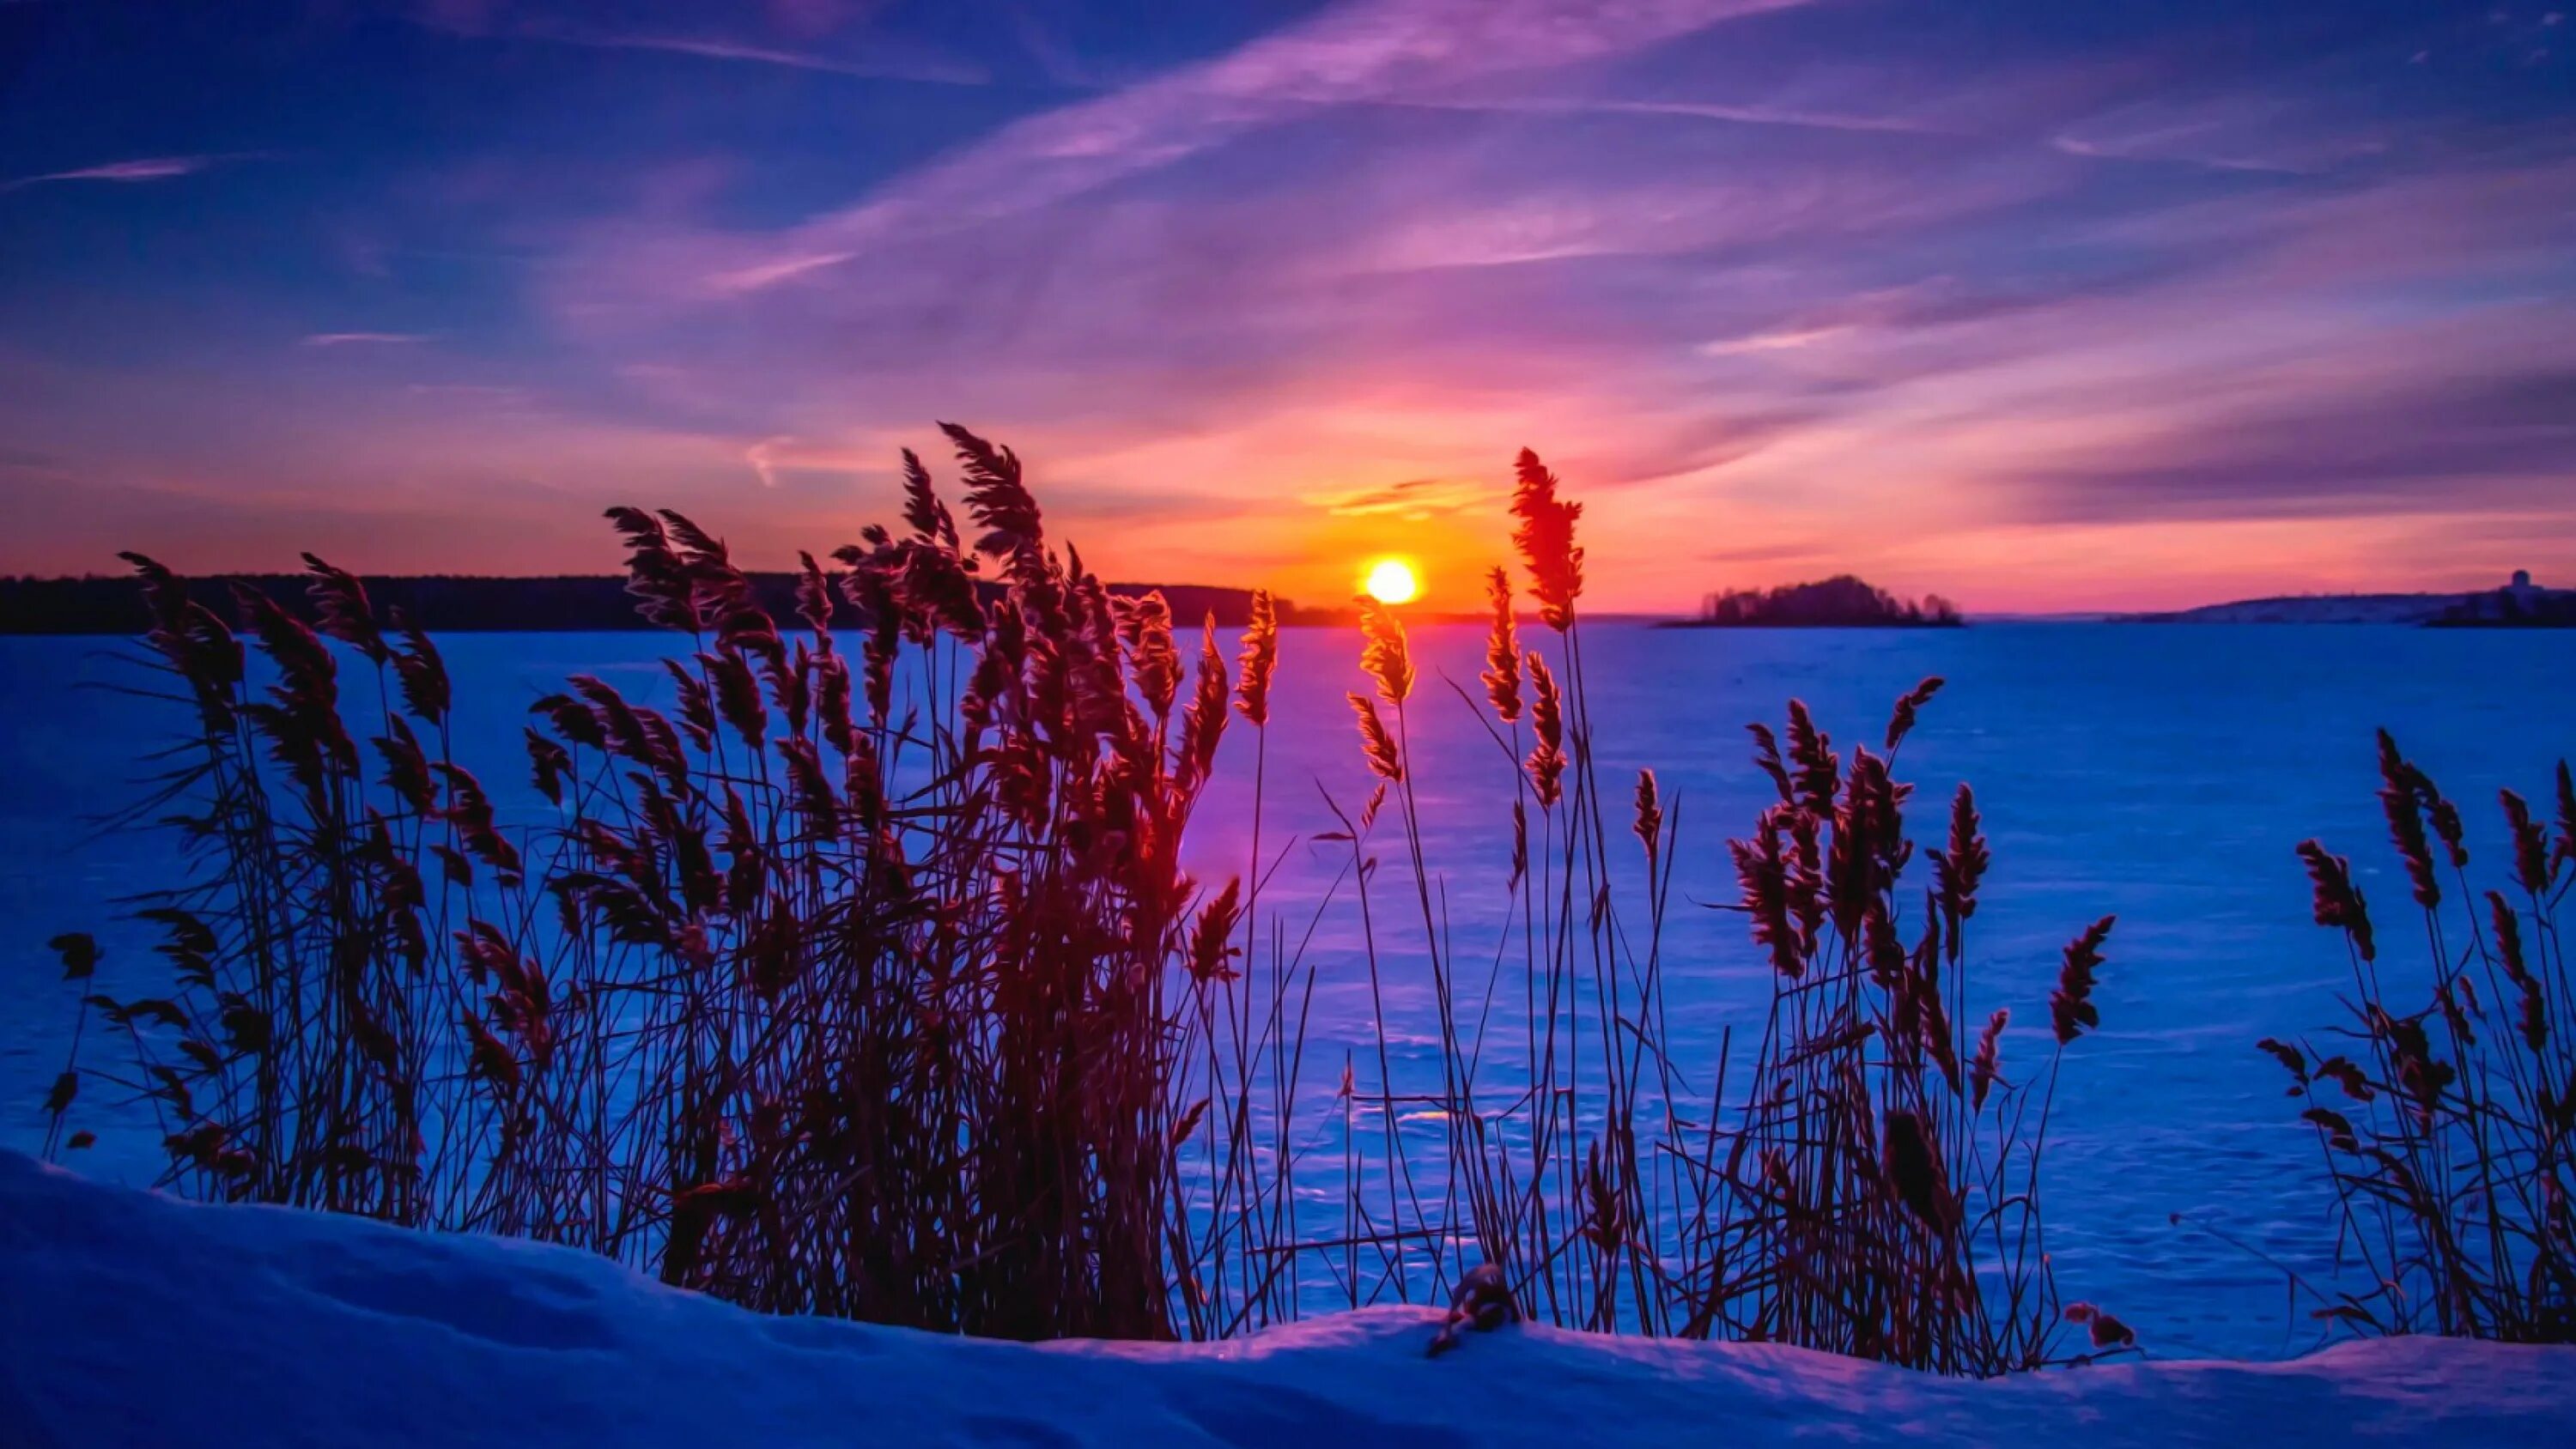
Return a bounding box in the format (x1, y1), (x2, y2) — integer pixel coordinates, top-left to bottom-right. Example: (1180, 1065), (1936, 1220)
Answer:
(1234, 589), (1278, 726)
(1510, 448), (1583, 631)
(1971, 1008), (2008, 1112)
(1176, 617), (1230, 792)
(1480, 567), (1522, 723)
(1357, 594), (1413, 705)
(2296, 839), (2376, 961)
(2377, 730), (2441, 908)
(1524, 651), (1564, 808)
(2050, 917), (2114, 1046)
(1349, 693), (1403, 781)
(2502, 789), (2552, 896)
(2555, 761), (2576, 873)
(1886, 675), (1943, 751)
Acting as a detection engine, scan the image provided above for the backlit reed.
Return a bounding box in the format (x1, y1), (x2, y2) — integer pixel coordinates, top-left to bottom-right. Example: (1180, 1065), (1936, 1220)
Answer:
(47, 432), (2129, 1372)
(2263, 731), (2575, 1342)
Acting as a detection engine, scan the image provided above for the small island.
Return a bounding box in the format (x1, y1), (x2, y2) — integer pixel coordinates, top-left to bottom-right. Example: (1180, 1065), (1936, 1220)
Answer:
(1661, 573), (1963, 628)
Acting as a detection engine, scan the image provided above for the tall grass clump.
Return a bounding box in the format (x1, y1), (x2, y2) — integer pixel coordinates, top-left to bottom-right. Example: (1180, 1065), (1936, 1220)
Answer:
(39, 424), (1309, 1341)
(43, 428), (2124, 1371)
(2263, 733), (2576, 1340)
(1318, 449), (2127, 1372)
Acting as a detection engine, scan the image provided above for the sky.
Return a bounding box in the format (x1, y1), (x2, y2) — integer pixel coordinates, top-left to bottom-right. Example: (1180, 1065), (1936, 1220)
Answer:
(1, 1), (2571, 613)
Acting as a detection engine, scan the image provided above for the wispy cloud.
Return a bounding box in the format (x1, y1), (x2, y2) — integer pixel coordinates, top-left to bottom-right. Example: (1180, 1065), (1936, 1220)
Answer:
(1380, 93), (1956, 138)
(513, 27), (990, 87)
(736, 430), (939, 491)
(2009, 362), (2576, 525)
(744, 436), (791, 489)
(302, 332), (434, 348)
(1698, 325), (1851, 357)
(1302, 476), (1489, 519)
(623, 0), (1814, 297)
(2047, 88), (2397, 177)
(2, 155), (228, 193)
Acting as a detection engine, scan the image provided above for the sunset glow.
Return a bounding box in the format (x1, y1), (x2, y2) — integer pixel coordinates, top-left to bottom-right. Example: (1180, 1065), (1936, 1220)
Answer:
(1362, 557), (1422, 606)
(0, 3), (2568, 613)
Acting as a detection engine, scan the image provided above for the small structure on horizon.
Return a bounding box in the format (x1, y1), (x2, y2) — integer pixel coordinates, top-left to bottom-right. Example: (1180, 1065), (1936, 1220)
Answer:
(2428, 568), (2574, 628)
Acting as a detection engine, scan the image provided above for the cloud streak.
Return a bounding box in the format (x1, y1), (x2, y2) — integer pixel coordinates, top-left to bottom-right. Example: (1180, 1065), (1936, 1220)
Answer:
(584, 0), (1813, 299)
(2, 155), (229, 192)
(2013, 365), (2576, 525)
(509, 25), (992, 88)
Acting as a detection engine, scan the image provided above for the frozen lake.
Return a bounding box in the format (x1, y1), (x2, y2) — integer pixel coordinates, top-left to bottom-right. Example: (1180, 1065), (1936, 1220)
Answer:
(4, 621), (2571, 1358)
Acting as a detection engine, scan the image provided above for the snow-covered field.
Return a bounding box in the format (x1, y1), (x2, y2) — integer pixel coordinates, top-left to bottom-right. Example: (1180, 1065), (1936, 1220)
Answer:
(9, 624), (2576, 1355)
(3, 1150), (2572, 1448)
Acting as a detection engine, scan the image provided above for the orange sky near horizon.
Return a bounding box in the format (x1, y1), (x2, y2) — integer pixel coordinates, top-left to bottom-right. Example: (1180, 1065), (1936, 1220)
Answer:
(4, 3), (2570, 615)
(5, 408), (2554, 619)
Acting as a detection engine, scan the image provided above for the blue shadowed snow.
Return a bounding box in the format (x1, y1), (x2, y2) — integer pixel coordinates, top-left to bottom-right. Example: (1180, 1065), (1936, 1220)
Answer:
(5, 1149), (2575, 1447)
(3, 622), (2572, 1359)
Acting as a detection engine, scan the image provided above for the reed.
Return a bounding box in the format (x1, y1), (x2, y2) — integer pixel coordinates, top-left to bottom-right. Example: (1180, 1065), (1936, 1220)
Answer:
(46, 430), (2123, 1371)
(1313, 447), (2123, 1371)
(41, 425), (1319, 1341)
(2263, 732), (2576, 1341)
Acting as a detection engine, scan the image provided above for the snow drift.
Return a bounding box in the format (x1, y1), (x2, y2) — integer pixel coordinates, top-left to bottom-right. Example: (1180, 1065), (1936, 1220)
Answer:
(3, 1151), (2572, 1448)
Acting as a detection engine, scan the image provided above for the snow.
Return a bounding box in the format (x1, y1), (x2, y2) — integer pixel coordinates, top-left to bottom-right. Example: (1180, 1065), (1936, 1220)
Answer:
(15, 626), (2576, 1355)
(4, 1151), (2573, 1447)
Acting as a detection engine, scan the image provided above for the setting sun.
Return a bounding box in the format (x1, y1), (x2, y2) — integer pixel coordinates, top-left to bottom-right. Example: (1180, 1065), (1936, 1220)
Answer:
(1362, 556), (1422, 605)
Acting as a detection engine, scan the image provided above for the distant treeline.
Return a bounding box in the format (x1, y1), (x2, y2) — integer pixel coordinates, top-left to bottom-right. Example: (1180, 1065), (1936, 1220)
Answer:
(1667, 574), (1962, 628)
(0, 571), (1279, 635)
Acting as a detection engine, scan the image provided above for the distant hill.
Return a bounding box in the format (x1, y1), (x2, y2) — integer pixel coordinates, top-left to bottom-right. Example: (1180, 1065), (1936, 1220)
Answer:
(1661, 574), (1962, 628)
(0, 572), (1277, 635)
(2121, 592), (2459, 625)
(2121, 572), (2574, 627)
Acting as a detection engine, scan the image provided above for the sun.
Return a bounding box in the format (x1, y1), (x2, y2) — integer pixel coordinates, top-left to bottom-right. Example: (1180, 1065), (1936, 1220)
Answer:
(1362, 556), (1422, 605)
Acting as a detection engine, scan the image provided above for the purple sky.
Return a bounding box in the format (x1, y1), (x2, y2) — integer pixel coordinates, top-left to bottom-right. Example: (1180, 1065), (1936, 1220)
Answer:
(2, 0), (2571, 610)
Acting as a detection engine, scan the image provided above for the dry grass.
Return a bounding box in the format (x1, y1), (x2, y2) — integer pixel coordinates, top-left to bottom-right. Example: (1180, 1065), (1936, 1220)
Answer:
(2263, 733), (2576, 1341)
(42, 426), (1314, 1340)
(1321, 452), (2124, 1370)
(46, 427), (2127, 1369)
